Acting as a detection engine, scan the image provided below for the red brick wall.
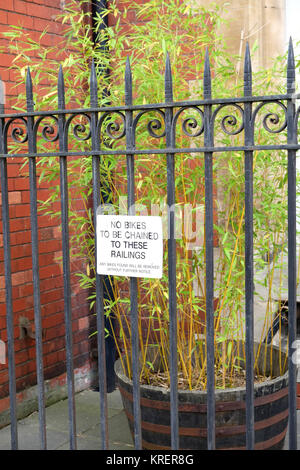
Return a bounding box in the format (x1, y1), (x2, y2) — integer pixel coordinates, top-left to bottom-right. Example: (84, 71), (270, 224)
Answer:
(0, 0), (220, 408)
(0, 0), (95, 402)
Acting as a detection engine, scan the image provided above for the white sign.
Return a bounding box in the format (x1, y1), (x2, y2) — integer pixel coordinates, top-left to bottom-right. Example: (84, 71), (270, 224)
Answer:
(96, 215), (163, 278)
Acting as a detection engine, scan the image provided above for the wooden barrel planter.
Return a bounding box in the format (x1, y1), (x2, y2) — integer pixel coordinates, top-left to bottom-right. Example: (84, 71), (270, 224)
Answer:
(115, 342), (288, 450)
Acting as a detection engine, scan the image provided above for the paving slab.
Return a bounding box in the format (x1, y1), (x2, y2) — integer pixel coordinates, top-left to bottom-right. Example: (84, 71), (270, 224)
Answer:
(0, 389), (132, 450)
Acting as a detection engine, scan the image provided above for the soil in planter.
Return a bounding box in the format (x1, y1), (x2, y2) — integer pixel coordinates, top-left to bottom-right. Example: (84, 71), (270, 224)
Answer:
(140, 367), (269, 390)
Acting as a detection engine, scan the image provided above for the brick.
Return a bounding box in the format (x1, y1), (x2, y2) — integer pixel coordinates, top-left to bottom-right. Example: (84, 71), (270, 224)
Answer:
(42, 311), (64, 328)
(13, 0), (29, 14)
(11, 244), (32, 260)
(53, 250), (62, 263)
(15, 361), (36, 379)
(39, 227), (54, 241)
(10, 231), (31, 246)
(10, 217), (30, 232)
(0, 396), (9, 413)
(29, 3), (60, 20)
(11, 178), (29, 191)
(43, 337), (64, 355)
(9, 217), (31, 232)
(15, 349), (31, 365)
(11, 271), (26, 287)
(12, 256), (33, 272)
(39, 264), (62, 280)
(39, 31), (61, 48)
(31, 0), (62, 7)
(17, 283), (33, 298)
(14, 296), (34, 312)
(38, 253), (54, 267)
(0, 53), (17, 68)
(39, 239), (61, 254)
(40, 288), (63, 305)
(78, 316), (89, 331)
(8, 191), (22, 204)
(38, 216), (61, 228)
(0, 67), (10, 82)
(36, 188), (52, 201)
(7, 12), (34, 29)
(43, 324), (65, 341)
(40, 276), (63, 292)
(11, 270), (32, 286)
(12, 204), (31, 218)
(0, 0), (13, 9)
(20, 191), (30, 204)
(0, 10), (8, 25)
(33, 17), (54, 33)
(0, 303), (6, 316)
(53, 226), (61, 239)
(41, 299), (64, 316)
(44, 351), (59, 368)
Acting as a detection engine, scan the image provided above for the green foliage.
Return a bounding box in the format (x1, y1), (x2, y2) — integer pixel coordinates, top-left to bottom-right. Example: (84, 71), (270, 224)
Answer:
(4, 0), (299, 389)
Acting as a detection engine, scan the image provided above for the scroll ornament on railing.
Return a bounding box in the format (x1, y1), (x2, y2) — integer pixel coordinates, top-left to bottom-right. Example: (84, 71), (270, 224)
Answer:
(0, 41), (299, 156)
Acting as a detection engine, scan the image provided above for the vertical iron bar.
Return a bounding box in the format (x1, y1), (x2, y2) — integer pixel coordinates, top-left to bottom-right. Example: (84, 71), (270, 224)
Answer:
(203, 49), (215, 450)
(91, 1), (116, 394)
(165, 53), (179, 450)
(287, 37), (297, 450)
(0, 84), (17, 448)
(90, 59), (108, 449)
(58, 65), (77, 450)
(26, 68), (47, 450)
(244, 43), (255, 450)
(125, 57), (142, 449)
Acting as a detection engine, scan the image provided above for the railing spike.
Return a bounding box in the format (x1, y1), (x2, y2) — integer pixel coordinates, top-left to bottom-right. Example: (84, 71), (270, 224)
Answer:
(125, 56), (133, 106)
(244, 42), (252, 97)
(58, 64), (65, 110)
(165, 52), (173, 103)
(287, 37), (295, 94)
(0, 74), (4, 113)
(90, 58), (98, 108)
(26, 67), (34, 111)
(203, 48), (211, 99)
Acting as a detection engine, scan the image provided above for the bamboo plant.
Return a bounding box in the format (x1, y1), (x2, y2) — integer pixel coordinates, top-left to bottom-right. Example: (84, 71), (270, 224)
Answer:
(3, 0), (300, 390)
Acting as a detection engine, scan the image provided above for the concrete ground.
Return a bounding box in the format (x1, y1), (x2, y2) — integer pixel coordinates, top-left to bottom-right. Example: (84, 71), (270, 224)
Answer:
(0, 387), (299, 450)
(0, 388), (134, 450)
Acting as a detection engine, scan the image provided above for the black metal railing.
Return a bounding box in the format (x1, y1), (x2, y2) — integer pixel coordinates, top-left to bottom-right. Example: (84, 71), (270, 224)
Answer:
(0, 39), (299, 450)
